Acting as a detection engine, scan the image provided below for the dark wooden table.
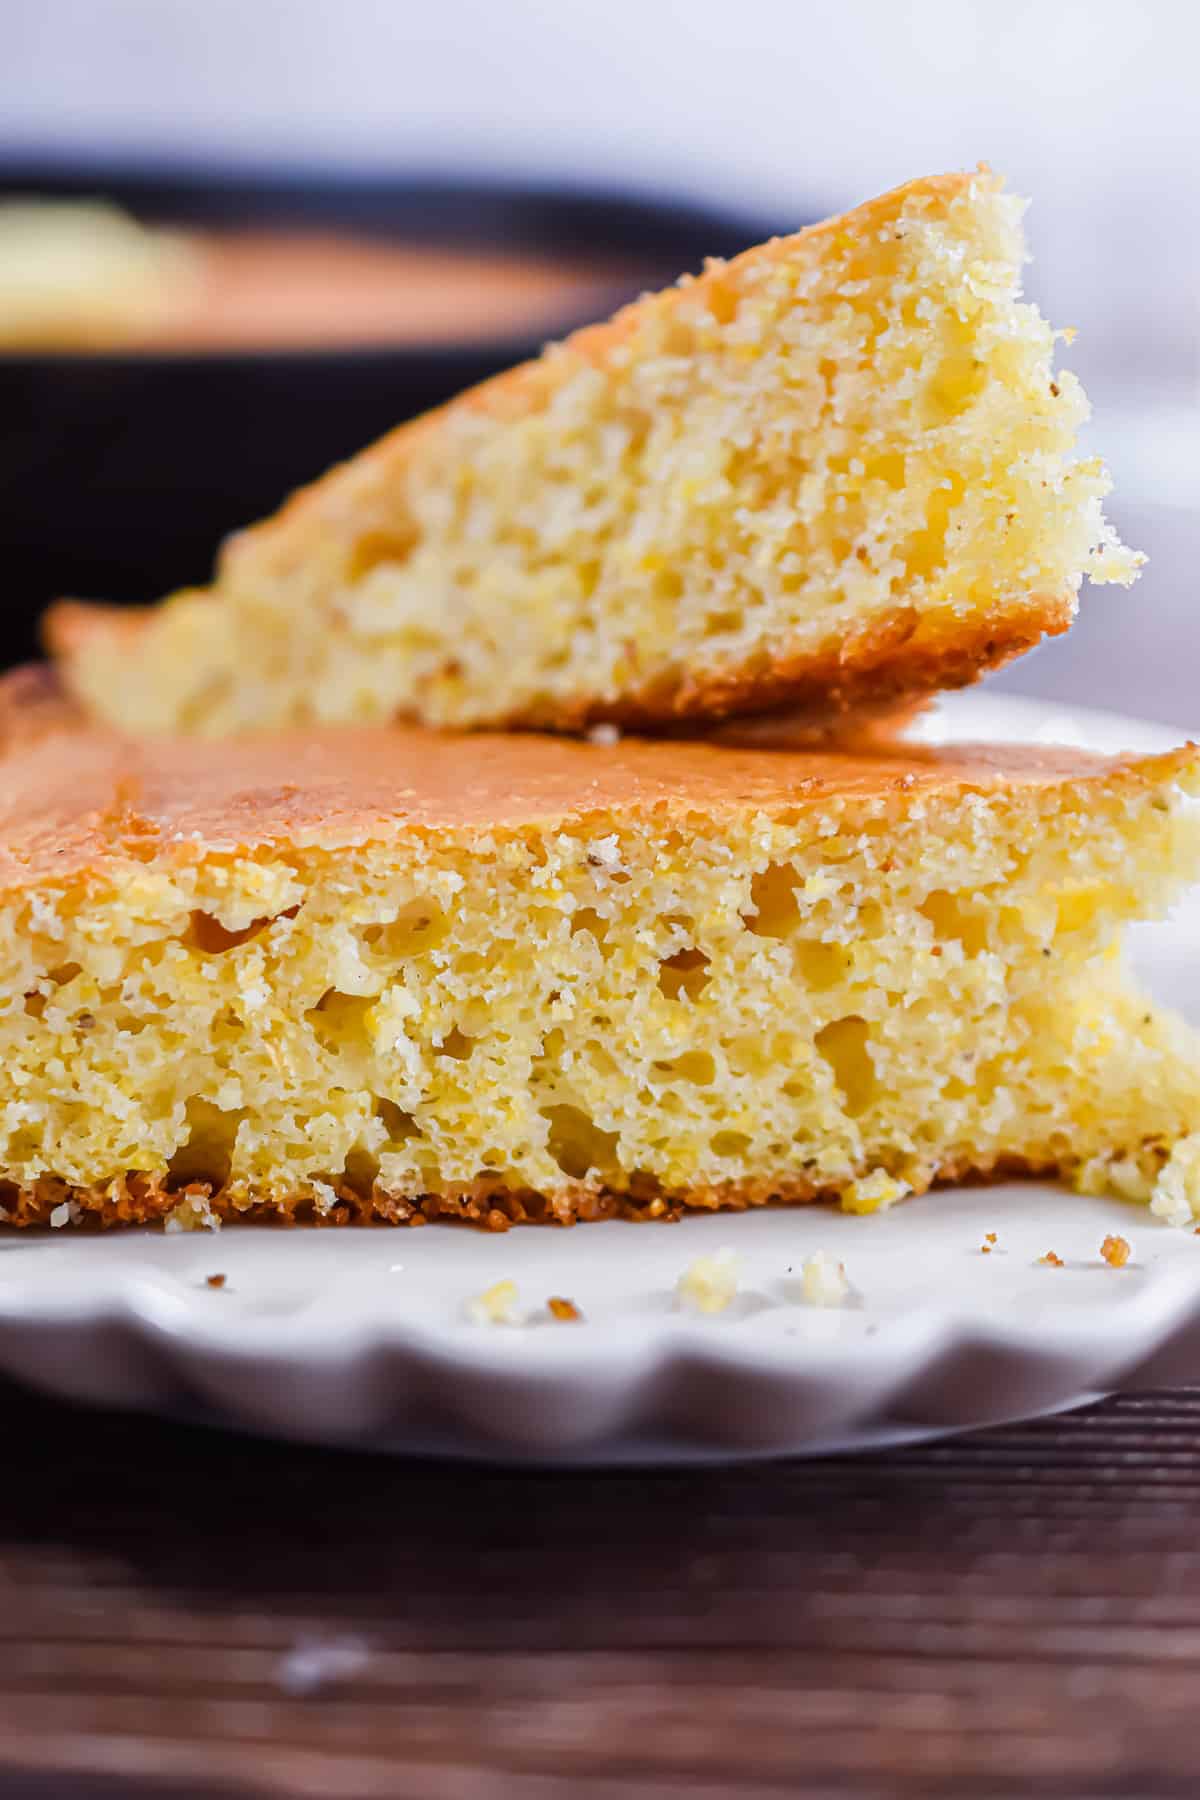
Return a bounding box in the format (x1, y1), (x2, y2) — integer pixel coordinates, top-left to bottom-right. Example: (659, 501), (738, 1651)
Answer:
(2, 1384), (1200, 1799)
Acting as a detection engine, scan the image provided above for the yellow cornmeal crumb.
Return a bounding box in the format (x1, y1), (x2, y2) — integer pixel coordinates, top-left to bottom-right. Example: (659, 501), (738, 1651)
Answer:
(801, 1250), (850, 1307)
(164, 1191), (222, 1233)
(1150, 1133), (1200, 1229)
(1100, 1233), (1132, 1268)
(839, 1170), (912, 1215)
(52, 171), (1139, 738)
(676, 1248), (740, 1314)
(466, 1278), (521, 1326)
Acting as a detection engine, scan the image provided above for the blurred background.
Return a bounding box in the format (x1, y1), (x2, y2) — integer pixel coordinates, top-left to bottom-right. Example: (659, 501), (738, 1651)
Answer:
(2, 0), (1196, 724)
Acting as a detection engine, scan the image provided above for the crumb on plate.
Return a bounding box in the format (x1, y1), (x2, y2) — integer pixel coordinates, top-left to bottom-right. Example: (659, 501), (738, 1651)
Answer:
(205, 1272), (227, 1289)
(801, 1249), (850, 1307)
(1037, 1250), (1065, 1268)
(838, 1169), (911, 1215)
(465, 1277), (522, 1326)
(547, 1295), (583, 1322)
(1100, 1233), (1132, 1268)
(676, 1247), (740, 1314)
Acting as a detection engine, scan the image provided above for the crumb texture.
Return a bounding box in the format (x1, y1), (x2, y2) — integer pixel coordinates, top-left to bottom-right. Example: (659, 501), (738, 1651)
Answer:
(0, 728), (1194, 1230)
(49, 170), (1139, 736)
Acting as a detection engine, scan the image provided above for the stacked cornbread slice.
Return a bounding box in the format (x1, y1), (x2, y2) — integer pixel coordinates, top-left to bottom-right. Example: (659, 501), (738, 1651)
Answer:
(0, 725), (1195, 1229)
(49, 169), (1138, 737)
(9, 170), (1197, 1232)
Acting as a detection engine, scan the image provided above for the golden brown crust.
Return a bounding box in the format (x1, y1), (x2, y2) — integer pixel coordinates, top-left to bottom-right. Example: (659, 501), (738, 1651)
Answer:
(0, 1146), (1069, 1233)
(0, 718), (1189, 899)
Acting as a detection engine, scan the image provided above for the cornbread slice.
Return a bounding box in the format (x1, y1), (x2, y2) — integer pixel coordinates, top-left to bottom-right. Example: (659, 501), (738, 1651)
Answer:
(0, 726), (1196, 1230)
(47, 168), (1139, 738)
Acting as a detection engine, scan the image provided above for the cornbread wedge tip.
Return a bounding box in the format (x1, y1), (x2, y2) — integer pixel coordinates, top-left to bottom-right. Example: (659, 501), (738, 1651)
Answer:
(0, 725), (1195, 1230)
(47, 168), (1139, 738)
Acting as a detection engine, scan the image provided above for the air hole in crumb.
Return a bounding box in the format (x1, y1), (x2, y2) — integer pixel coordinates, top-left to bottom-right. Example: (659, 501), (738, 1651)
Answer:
(542, 1104), (620, 1181)
(360, 900), (449, 959)
(571, 907), (610, 945)
(706, 277), (738, 325)
(578, 1039), (618, 1081)
(703, 609), (744, 636)
(345, 523), (418, 581)
(167, 1099), (244, 1191)
(339, 1146), (380, 1199)
(657, 947), (711, 1002)
(23, 991), (45, 1018)
(1056, 888), (1102, 934)
(654, 1050), (716, 1086)
(437, 1027), (475, 1061)
(653, 567), (685, 604)
(711, 1129), (751, 1158)
(864, 450), (907, 489)
(919, 890), (989, 956)
(306, 989), (374, 1053)
(575, 559), (601, 599)
(744, 864), (800, 938)
(374, 1096), (422, 1143)
(188, 907), (297, 955)
(794, 940), (850, 990)
(48, 961), (81, 987)
(815, 1016), (876, 1116)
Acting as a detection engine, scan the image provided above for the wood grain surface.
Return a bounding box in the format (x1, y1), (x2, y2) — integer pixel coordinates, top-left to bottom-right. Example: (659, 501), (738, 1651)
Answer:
(2, 1382), (1200, 1798)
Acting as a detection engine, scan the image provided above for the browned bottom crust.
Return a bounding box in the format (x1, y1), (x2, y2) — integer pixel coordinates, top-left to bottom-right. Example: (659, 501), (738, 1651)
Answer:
(541, 590), (1074, 733)
(46, 588), (1070, 738)
(0, 1152), (1079, 1233)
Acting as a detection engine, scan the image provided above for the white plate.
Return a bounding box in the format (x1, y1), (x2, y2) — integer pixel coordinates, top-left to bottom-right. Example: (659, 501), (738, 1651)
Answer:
(1, 691), (1198, 1464)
